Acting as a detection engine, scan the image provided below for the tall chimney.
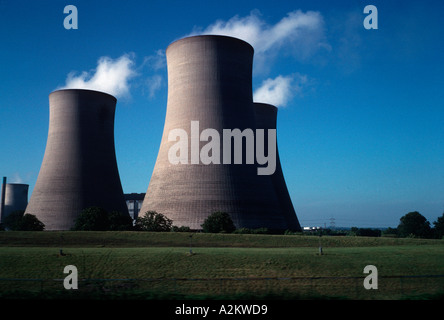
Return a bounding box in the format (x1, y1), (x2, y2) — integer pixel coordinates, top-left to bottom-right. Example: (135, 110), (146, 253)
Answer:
(0, 177), (6, 222)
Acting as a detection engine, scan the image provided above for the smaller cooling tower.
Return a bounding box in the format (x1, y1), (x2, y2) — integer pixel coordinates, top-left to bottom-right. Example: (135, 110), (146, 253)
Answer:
(254, 103), (301, 231)
(25, 89), (129, 230)
(0, 182), (29, 222)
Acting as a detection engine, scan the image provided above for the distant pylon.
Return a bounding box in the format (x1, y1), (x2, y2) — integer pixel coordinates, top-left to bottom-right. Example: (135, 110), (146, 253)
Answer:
(329, 217), (336, 229)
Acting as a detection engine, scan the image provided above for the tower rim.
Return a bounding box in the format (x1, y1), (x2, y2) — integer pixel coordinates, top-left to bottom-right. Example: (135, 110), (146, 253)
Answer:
(49, 88), (117, 102)
(253, 102), (278, 111)
(166, 34), (254, 56)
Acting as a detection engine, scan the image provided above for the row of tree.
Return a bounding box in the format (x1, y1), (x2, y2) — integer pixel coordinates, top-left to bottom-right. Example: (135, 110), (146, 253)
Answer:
(1, 209), (443, 239)
(305, 211), (444, 239)
(384, 211), (444, 239)
(0, 211), (44, 231)
(70, 209), (444, 239)
(0, 208), (250, 233)
(72, 208), (236, 233)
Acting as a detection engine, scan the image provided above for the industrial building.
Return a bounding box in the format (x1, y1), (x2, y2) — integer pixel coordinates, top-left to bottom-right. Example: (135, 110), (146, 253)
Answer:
(124, 193), (145, 220)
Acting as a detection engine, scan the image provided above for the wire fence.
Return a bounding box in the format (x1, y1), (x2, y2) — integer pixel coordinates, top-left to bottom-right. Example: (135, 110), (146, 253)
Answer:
(1, 274), (444, 299)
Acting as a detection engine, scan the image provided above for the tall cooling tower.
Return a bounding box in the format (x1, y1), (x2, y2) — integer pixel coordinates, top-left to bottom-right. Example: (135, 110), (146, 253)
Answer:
(140, 35), (301, 231)
(25, 89), (129, 230)
(254, 103), (301, 231)
(0, 182), (29, 222)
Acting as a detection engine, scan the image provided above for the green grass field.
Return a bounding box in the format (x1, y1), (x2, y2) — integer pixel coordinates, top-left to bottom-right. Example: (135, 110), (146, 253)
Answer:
(1, 231), (443, 300)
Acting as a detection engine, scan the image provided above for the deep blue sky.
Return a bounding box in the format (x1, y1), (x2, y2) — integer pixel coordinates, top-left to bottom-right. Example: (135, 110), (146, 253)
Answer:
(1, 0), (443, 228)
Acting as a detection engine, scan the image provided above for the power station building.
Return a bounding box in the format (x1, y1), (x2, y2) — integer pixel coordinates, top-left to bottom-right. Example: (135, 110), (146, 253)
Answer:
(124, 193), (145, 220)
(24, 89), (129, 230)
(140, 35), (301, 232)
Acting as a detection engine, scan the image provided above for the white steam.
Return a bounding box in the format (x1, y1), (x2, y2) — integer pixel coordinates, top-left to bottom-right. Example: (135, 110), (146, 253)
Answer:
(189, 9), (326, 107)
(61, 54), (137, 98)
(190, 9), (327, 63)
(142, 50), (166, 98)
(145, 75), (163, 98)
(253, 74), (307, 108)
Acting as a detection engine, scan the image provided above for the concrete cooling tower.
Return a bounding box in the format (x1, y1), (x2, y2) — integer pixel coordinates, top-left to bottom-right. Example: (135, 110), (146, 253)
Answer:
(25, 89), (129, 230)
(253, 103), (301, 231)
(0, 180), (29, 222)
(140, 35), (301, 232)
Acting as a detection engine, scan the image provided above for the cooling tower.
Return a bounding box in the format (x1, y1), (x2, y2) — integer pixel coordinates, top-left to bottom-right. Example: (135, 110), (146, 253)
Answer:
(253, 103), (301, 231)
(140, 35), (301, 231)
(25, 89), (129, 230)
(0, 182), (29, 222)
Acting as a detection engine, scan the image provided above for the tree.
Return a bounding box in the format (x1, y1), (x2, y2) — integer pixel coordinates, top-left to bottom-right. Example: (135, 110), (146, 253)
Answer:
(135, 211), (172, 232)
(2, 210), (25, 230)
(350, 227), (381, 237)
(17, 214), (45, 231)
(72, 206), (110, 231)
(397, 211), (432, 238)
(72, 207), (134, 231)
(171, 225), (191, 232)
(201, 211), (236, 233)
(1, 211), (45, 231)
(432, 213), (444, 239)
(108, 210), (133, 231)
(382, 227), (398, 237)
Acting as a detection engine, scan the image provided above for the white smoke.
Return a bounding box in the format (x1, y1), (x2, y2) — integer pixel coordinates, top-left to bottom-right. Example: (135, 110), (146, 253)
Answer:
(190, 9), (327, 63)
(10, 172), (24, 183)
(145, 75), (163, 98)
(190, 9), (326, 107)
(61, 54), (137, 98)
(142, 50), (166, 98)
(143, 49), (166, 71)
(253, 74), (307, 108)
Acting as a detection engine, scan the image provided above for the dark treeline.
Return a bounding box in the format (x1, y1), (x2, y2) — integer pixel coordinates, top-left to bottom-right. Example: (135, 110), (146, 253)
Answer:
(303, 211), (444, 239)
(1, 209), (443, 240)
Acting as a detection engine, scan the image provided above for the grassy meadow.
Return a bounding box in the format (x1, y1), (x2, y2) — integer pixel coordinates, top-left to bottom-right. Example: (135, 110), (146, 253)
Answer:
(0, 231), (443, 299)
